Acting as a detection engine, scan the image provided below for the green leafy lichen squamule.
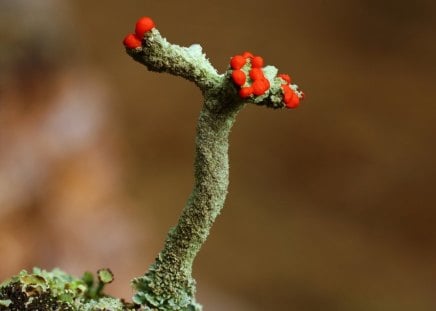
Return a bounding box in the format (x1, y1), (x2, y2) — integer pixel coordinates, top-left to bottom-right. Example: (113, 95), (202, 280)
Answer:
(0, 268), (134, 311)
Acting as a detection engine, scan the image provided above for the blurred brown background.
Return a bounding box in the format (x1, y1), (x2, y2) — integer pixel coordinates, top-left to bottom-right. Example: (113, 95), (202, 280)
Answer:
(1, 0), (436, 310)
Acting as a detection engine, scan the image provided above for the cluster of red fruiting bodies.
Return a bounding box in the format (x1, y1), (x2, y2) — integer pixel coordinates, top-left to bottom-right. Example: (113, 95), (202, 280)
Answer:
(123, 17), (303, 109)
(230, 52), (270, 98)
(123, 17), (156, 49)
(229, 53), (302, 109)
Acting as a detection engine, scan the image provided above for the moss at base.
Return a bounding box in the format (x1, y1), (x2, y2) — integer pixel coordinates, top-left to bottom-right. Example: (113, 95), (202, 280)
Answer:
(0, 268), (137, 311)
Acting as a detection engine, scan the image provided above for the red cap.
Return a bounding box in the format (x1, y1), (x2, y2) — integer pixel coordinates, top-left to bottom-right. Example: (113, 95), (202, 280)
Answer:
(231, 70), (246, 86)
(123, 33), (142, 49)
(135, 17), (156, 38)
(251, 56), (264, 68)
(230, 55), (246, 70)
(239, 86), (254, 98)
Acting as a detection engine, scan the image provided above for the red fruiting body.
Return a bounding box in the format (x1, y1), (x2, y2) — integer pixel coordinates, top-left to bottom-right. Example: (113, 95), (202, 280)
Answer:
(249, 68), (264, 81)
(281, 84), (300, 109)
(251, 56), (264, 68)
(123, 33), (142, 49)
(252, 78), (270, 95)
(231, 70), (246, 86)
(239, 86), (253, 98)
(242, 51), (254, 59)
(230, 55), (246, 70)
(135, 17), (155, 38)
(281, 84), (291, 94)
(283, 89), (294, 104)
(264, 78), (270, 89)
(281, 84), (293, 101)
(278, 73), (291, 84)
(287, 93), (300, 108)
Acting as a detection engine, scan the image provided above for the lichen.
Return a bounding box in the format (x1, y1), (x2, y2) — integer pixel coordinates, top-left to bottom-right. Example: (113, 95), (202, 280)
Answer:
(0, 14), (305, 311)
(0, 268), (135, 311)
(122, 16), (304, 310)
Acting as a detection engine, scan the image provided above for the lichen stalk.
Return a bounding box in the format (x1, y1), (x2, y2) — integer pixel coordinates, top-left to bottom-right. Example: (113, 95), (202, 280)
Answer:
(133, 95), (245, 310)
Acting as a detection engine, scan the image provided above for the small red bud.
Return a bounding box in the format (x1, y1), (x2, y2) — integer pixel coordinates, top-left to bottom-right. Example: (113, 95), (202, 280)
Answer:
(288, 93), (300, 108)
(231, 70), (246, 86)
(239, 86), (253, 98)
(283, 90), (294, 104)
(249, 68), (264, 81)
(242, 51), (254, 59)
(278, 73), (292, 84)
(135, 16), (156, 38)
(230, 55), (246, 70)
(281, 85), (299, 108)
(263, 78), (270, 90)
(123, 33), (142, 49)
(252, 78), (269, 95)
(282, 85), (292, 100)
(251, 56), (264, 68)
(281, 84), (291, 93)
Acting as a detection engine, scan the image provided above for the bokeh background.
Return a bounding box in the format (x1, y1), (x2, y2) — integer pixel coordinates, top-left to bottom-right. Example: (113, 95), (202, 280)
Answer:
(1, 0), (436, 310)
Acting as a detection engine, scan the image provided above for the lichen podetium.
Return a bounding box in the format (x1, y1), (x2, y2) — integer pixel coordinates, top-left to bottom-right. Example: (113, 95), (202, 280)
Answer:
(123, 16), (304, 310)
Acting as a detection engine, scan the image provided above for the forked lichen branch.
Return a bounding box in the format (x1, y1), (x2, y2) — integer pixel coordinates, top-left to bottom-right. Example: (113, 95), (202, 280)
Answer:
(123, 17), (304, 310)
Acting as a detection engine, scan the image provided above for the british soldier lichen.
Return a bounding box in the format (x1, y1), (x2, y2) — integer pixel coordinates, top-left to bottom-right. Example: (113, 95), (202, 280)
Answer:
(0, 14), (305, 311)
(122, 16), (305, 310)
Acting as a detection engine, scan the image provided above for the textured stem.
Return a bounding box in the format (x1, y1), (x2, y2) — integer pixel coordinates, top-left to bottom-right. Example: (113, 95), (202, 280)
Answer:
(129, 29), (222, 91)
(167, 96), (244, 272)
(133, 94), (244, 310)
